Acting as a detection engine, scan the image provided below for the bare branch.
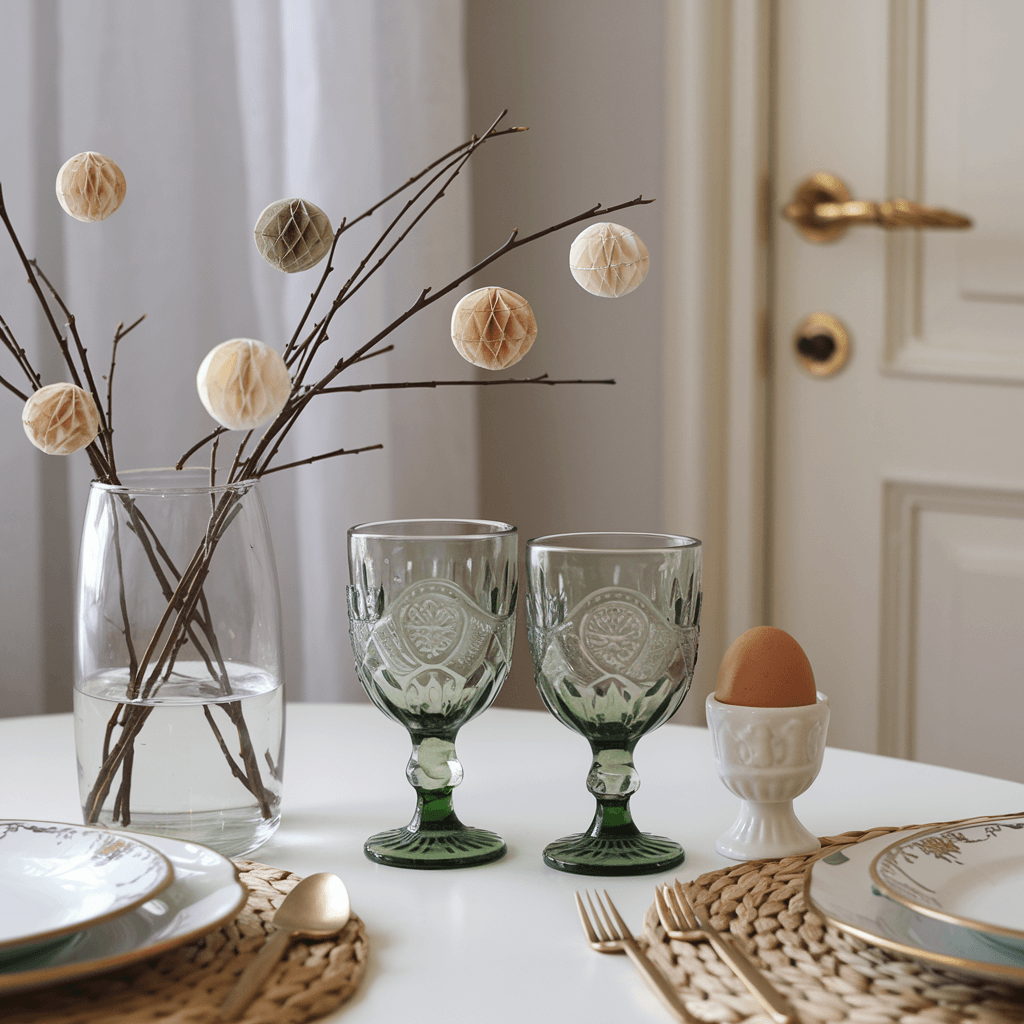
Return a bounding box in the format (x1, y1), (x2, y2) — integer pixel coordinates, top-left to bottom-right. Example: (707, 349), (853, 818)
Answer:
(176, 426), (227, 470)
(318, 373), (616, 394)
(259, 442), (383, 476)
(0, 373), (29, 401)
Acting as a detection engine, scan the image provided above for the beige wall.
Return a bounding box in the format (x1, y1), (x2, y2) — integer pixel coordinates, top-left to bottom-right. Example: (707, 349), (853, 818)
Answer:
(466, 0), (669, 709)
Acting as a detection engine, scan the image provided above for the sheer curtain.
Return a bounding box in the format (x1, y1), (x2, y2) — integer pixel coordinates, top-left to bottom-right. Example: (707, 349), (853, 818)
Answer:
(0, 0), (476, 715)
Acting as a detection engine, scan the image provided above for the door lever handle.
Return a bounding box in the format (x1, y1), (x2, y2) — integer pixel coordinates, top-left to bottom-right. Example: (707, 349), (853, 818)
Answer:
(783, 171), (972, 243)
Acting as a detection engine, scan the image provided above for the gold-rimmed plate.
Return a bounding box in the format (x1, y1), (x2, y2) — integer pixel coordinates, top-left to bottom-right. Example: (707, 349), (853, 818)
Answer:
(0, 832), (245, 994)
(870, 814), (1024, 948)
(0, 820), (173, 952)
(806, 827), (1024, 984)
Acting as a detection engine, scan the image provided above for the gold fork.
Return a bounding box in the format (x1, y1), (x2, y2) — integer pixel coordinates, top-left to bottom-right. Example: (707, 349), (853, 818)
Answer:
(575, 889), (697, 1023)
(656, 882), (796, 1024)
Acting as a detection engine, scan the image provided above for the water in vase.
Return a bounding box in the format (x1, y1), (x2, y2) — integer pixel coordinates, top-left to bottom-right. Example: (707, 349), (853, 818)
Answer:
(74, 660), (284, 857)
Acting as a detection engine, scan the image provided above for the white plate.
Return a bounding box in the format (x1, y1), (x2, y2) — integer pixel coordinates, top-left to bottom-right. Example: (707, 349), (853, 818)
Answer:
(806, 828), (1024, 984)
(0, 820), (173, 951)
(0, 832), (246, 994)
(870, 814), (1024, 944)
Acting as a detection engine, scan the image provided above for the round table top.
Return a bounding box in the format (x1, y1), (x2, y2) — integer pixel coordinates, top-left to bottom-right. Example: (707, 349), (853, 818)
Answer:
(3, 703), (1023, 1021)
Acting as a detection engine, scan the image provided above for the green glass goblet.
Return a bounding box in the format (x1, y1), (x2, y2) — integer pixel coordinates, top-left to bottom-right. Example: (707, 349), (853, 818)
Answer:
(526, 532), (701, 875)
(347, 519), (517, 869)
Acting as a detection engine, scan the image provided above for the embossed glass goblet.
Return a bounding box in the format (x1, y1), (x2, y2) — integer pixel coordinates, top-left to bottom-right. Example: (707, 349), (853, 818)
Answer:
(347, 519), (517, 868)
(526, 533), (701, 875)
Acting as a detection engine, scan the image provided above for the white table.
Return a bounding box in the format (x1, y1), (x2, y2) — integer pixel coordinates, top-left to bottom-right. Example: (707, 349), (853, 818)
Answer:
(3, 704), (1024, 1021)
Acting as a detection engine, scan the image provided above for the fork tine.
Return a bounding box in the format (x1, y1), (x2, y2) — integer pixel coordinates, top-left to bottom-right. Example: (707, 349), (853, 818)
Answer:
(655, 885), (679, 934)
(574, 891), (600, 944)
(588, 891), (615, 942)
(677, 885), (705, 931)
(670, 881), (699, 931)
(600, 889), (635, 942)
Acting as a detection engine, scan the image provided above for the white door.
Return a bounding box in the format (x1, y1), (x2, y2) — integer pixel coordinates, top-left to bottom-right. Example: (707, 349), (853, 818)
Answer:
(772, 0), (1024, 780)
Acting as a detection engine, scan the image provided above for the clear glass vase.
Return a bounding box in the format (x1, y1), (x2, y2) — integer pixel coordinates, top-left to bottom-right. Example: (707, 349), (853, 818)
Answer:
(73, 468), (284, 858)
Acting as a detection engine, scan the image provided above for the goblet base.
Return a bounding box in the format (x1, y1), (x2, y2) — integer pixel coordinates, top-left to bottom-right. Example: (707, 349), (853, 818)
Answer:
(542, 830), (685, 876)
(364, 824), (507, 869)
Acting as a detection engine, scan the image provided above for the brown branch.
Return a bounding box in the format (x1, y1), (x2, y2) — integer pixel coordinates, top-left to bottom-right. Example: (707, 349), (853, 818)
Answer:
(0, 311), (41, 389)
(30, 260), (114, 469)
(106, 314), (146, 436)
(210, 434), (220, 488)
(282, 225), (343, 361)
(289, 110), (511, 391)
(245, 193), (651, 478)
(318, 374), (616, 393)
(259, 442), (383, 476)
(339, 123), (527, 238)
(0, 373), (29, 401)
(176, 426), (227, 470)
(0, 184), (79, 382)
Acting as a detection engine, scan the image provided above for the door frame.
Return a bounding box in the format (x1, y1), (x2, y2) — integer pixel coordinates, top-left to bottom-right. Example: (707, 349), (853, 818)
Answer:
(662, 0), (773, 720)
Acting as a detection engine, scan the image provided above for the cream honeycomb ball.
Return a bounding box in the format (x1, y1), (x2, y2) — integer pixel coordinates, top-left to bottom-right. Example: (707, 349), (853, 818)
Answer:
(55, 152), (127, 222)
(450, 286), (537, 370)
(196, 339), (291, 431)
(254, 198), (334, 273)
(22, 383), (100, 455)
(569, 222), (649, 297)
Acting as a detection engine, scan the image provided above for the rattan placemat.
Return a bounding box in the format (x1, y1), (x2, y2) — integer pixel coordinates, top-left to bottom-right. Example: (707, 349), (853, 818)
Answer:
(3, 860), (368, 1024)
(642, 824), (1024, 1024)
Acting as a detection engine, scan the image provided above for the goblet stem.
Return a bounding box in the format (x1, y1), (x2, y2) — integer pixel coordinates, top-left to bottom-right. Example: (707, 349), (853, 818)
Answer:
(362, 733), (507, 869)
(541, 744), (686, 876)
(585, 796), (641, 840)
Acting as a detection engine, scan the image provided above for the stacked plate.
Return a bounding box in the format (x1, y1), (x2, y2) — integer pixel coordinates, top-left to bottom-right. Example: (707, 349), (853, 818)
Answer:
(0, 820), (246, 995)
(806, 813), (1024, 983)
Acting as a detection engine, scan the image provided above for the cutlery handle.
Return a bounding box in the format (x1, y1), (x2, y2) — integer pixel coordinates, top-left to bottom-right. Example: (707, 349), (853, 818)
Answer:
(621, 940), (696, 1024)
(703, 931), (795, 1024)
(219, 927), (292, 1021)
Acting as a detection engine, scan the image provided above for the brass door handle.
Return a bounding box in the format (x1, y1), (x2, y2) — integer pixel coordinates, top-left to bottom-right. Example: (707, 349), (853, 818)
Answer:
(783, 172), (972, 243)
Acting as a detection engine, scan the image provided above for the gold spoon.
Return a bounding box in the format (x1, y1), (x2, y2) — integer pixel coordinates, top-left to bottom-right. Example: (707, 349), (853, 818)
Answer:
(219, 872), (351, 1021)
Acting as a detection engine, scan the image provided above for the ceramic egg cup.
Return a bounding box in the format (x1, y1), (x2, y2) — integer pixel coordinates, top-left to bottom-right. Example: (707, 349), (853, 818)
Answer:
(705, 692), (830, 861)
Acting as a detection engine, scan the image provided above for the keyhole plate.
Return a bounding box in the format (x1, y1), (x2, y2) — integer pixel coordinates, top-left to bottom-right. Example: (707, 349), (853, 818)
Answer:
(793, 312), (850, 377)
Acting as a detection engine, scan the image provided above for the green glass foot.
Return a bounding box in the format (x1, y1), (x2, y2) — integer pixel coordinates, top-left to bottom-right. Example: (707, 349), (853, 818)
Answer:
(542, 830), (685, 876)
(364, 823), (507, 869)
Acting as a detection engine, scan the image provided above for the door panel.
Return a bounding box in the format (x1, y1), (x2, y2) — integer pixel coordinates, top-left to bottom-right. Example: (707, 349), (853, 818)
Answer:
(772, 0), (1024, 774)
(888, 0), (1024, 379)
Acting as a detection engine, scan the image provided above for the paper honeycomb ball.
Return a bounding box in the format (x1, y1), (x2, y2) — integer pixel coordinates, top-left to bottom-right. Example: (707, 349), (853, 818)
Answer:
(569, 222), (649, 297)
(55, 152), (127, 222)
(450, 287), (537, 370)
(254, 198), (334, 273)
(22, 383), (100, 455)
(196, 339), (292, 431)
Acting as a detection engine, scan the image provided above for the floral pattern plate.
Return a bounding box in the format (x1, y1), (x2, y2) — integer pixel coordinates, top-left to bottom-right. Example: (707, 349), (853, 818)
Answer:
(806, 827), (1024, 984)
(870, 814), (1024, 945)
(0, 832), (245, 994)
(0, 820), (173, 951)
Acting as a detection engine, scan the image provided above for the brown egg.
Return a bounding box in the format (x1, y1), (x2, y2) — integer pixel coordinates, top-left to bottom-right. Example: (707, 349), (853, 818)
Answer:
(715, 626), (817, 707)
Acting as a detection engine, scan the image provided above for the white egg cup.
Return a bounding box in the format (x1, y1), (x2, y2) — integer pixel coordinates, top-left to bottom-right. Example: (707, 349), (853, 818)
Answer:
(705, 692), (830, 861)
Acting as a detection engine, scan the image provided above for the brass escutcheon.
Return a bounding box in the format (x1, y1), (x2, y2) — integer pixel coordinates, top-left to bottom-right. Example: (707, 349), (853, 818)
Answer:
(794, 312), (849, 377)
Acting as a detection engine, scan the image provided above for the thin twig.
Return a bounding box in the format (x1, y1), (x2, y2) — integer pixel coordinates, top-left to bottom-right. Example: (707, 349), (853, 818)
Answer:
(0, 374), (28, 401)
(318, 374), (616, 394)
(31, 260), (113, 468)
(259, 442), (383, 476)
(106, 314), (146, 438)
(176, 426), (227, 470)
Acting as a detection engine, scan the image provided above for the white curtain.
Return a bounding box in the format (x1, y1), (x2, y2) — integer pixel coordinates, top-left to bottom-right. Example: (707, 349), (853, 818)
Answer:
(0, 0), (477, 714)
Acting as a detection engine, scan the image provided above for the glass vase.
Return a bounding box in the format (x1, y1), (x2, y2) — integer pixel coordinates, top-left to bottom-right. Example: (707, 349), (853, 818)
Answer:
(73, 468), (284, 858)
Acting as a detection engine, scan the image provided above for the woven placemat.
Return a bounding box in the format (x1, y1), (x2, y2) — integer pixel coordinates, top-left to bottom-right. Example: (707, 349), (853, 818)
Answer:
(642, 824), (1024, 1024)
(3, 860), (368, 1024)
